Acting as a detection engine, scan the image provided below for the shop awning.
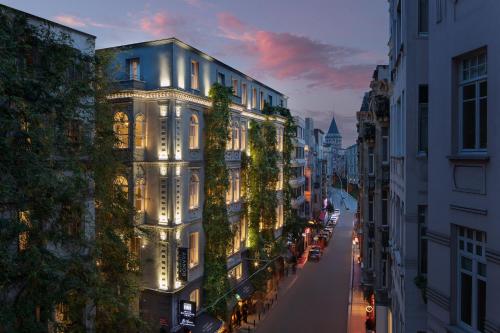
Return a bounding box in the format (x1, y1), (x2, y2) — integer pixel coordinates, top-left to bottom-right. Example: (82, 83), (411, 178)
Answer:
(190, 313), (223, 333)
(235, 280), (255, 301)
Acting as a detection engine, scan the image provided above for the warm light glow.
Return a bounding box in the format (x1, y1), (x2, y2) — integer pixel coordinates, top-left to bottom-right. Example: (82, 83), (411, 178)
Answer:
(159, 53), (171, 87)
(160, 165), (167, 176)
(175, 280), (182, 289)
(175, 229), (181, 240)
(159, 152), (168, 160)
(203, 63), (210, 96)
(176, 166), (181, 176)
(159, 104), (168, 117)
(159, 215), (168, 224)
(175, 105), (181, 117)
(160, 231), (167, 241)
(177, 56), (185, 89)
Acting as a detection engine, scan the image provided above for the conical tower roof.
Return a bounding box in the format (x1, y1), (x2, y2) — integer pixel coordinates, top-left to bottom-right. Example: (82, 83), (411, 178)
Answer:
(327, 116), (340, 135)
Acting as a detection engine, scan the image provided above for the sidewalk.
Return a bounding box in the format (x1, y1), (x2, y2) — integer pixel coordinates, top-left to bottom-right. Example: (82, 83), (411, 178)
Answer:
(236, 249), (310, 332)
(348, 246), (368, 333)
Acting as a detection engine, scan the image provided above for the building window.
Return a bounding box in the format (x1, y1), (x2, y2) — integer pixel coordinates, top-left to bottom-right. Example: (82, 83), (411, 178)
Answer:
(233, 123), (240, 151)
(189, 115), (199, 149)
(113, 112), (129, 148)
(457, 226), (486, 332)
(233, 170), (240, 202)
(189, 289), (200, 310)
(232, 79), (238, 96)
(436, 0), (443, 23)
(368, 194), (373, 222)
(129, 58), (140, 80)
(382, 191), (388, 225)
(260, 91), (264, 110)
(418, 0), (429, 35)
(189, 232), (199, 268)
(217, 72), (225, 85)
(189, 172), (200, 209)
(268, 94), (273, 106)
(135, 178), (145, 212)
(191, 60), (199, 90)
(226, 171), (233, 204)
(242, 83), (248, 106)
(252, 88), (257, 109)
(241, 123), (247, 151)
(418, 85), (428, 152)
(135, 114), (145, 149)
(18, 211), (30, 252)
(228, 263), (242, 281)
(55, 303), (69, 325)
(368, 148), (374, 175)
(459, 52), (487, 151)
(232, 225), (240, 254)
(240, 216), (247, 245)
(418, 205), (427, 275)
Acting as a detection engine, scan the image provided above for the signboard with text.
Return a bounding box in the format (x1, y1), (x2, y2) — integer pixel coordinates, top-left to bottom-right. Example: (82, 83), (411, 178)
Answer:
(179, 300), (196, 327)
(177, 247), (188, 282)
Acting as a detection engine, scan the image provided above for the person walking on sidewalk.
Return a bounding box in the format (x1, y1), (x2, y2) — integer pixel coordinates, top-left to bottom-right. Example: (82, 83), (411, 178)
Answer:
(242, 303), (248, 323)
(235, 308), (242, 326)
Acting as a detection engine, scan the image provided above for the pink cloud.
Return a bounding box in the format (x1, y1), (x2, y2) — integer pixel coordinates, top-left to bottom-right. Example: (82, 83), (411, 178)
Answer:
(139, 12), (185, 37)
(217, 13), (374, 90)
(54, 15), (87, 28)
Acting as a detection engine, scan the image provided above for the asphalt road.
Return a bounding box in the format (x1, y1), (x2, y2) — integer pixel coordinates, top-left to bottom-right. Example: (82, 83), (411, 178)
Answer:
(256, 193), (354, 333)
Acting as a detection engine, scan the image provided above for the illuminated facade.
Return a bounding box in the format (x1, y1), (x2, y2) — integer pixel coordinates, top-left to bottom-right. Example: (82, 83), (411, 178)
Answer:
(100, 38), (287, 331)
(291, 116), (306, 218)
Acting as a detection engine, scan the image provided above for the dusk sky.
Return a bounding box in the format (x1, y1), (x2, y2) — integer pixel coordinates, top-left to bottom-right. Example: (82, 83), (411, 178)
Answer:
(5, 0), (388, 146)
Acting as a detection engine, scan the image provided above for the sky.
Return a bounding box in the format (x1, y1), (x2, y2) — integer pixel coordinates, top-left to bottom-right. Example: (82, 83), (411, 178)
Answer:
(4, 0), (388, 146)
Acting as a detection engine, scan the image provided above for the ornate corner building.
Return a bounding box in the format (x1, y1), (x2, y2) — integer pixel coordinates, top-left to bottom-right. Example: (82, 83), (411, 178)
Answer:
(99, 38), (287, 331)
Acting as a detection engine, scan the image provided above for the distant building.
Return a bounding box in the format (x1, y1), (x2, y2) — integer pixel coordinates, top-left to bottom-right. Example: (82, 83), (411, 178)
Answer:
(312, 129), (327, 217)
(345, 144), (358, 185)
(291, 116), (306, 218)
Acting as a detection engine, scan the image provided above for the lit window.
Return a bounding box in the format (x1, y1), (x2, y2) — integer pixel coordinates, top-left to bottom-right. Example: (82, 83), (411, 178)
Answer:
(135, 114), (145, 149)
(129, 58), (140, 80)
(189, 289), (200, 310)
(232, 225), (240, 254)
(240, 123), (247, 151)
(240, 216), (247, 245)
(252, 88), (257, 109)
(55, 303), (69, 324)
(113, 112), (129, 148)
(459, 52), (487, 151)
(233, 170), (240, 202)
(232, 79), (238, 96)
(189, 172), (200, 209)
(191, 60), (199, 90)
(189, 115), (199, 149)
(226, 124), (233, 151)
(226, 171), (233, 204)
(128, 236), (141, 271)
(242, 83), (248, 105)
(228, 263), (242, 281)
(135, 178), (145, 212)
(18, 211), (30, 251)
(189, 232), (199, 268)
(260, 91), (264, 110)
(233, 123), (240, 151)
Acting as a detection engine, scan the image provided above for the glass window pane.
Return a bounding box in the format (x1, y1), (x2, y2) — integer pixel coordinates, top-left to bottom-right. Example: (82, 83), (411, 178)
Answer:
(463, 84), (476, 100)
(459, 240), (464, 250)
(462, 101), (476, 149)
(477, 262), (486, 277)
(476, 245), (483, 256)
(459, 227), (465, 237)
(480, 81), (487, 97)
(461, 256), (472, 271)
(480, 98), (487, 149)
(460, 273), (472, 325)
(467, 229), (474, 239)
(478, 279), (486, 332)
(467, 242), (473, 253)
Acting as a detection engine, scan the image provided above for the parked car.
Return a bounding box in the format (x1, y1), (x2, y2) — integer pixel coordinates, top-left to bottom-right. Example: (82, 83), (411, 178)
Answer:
(308, 246), (322, 261)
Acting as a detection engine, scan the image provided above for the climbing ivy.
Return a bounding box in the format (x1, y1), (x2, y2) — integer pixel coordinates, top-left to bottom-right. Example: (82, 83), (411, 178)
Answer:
(0, 9), (144, 332)
(246, 118), (280, 289)
(202, 83), (233, 317)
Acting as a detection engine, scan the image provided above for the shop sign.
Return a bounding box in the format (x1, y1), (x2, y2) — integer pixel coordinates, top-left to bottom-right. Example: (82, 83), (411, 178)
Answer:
(179, 300), (196, 327)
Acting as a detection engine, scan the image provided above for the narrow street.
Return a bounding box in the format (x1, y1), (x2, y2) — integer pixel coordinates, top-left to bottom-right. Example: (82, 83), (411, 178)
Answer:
(255, 190), (355, 333)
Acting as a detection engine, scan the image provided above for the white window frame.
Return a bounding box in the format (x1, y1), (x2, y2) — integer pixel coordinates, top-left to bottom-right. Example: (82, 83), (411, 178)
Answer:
(189, 115), (199, 150)
(242, 83), (248, 106)
(457, 226), (487, 332)
(189, 232), (199, 268)
(189, 172), (200, 210)
(191, 60), (199, 90)
(459, 52), (487, 153)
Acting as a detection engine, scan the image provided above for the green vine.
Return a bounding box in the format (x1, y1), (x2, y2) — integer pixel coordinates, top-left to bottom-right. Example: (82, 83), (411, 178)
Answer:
(202, 83), (233, 317)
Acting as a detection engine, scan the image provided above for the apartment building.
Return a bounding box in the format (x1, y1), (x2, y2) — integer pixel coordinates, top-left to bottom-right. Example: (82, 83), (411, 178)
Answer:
(312, 129), (328, 217)
(291, 116), (306, 218)
(427, 2), (500, 332)
(388, 0), (428, 331)
(345, 143), (359, 187)
(100, 38), (287, 331)
(358, 65), (391, 332)
(304, 118), (316, 220)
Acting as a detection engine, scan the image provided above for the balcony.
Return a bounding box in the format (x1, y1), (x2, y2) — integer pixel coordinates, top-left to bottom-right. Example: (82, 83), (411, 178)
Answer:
(373, 96), (390, 123)
(115, 79), (146, 90)
(289, 176), (305, 188)
(225, 150), (241, 162)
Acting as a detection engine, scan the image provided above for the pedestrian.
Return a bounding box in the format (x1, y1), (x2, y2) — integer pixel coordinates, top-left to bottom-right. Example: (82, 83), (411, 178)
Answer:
(242, 303), (248, 323)
(236, 308), (242, 326)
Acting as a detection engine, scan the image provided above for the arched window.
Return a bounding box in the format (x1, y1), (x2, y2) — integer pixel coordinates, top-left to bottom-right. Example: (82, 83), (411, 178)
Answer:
(189, 173), (200, 209)
(113, 112), (129, 148)
(135, 178), (145, 212)
(135, 114), (145, 148)
(233, 123), (240, 151)
(240, 123), (246, 151)
(189, 115), (199, 149)
(233, 170), (240, 202)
